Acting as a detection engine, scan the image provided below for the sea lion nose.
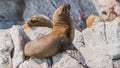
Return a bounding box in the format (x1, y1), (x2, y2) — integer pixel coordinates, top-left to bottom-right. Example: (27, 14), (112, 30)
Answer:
(64, 3), (70, 8)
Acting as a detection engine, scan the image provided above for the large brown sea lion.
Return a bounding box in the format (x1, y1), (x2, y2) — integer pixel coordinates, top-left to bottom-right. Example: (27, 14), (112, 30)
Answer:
(22, 14), (53, 30)
(24, 3), (72, 59)
(24, 3), (87, 67)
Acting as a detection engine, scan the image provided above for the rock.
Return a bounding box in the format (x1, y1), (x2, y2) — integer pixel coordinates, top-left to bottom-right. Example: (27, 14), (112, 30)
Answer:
(0, 29), (13, 68)
(0, 21), (14, 29)
(73, 17), (120, 68)
(52, 52), (85, 68)
(1, 16), (120, 68)
(23, 0), (55, 20)
(23, 27), (52, 40)
(19, 52), (85, 68)
(0, 25), (30, 68)
(93, 0), (120, 21)
(0, 0), (25, 21)
(0, 0), (25, 28)
(9, 25), (29, 68)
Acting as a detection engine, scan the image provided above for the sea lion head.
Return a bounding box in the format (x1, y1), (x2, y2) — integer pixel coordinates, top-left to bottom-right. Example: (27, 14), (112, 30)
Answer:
(26, 14), (52, 27)
(53, 3), (71, 23)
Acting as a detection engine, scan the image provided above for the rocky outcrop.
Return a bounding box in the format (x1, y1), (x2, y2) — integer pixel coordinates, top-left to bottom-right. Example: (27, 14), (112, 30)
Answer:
(0, 17), (120, 68)
(73, 17), (120, 68)
(0, 30), (13, 68)
(9, 26), (29, 68)
(0, 0), (120, 68)
(19, 52), (85, 68)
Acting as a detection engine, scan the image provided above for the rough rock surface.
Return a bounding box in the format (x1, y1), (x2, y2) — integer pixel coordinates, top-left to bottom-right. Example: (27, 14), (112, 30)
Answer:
(0, 25), (29, 68)
(19, 52), (84, 68)
(73, 17), (120, 68)
(0, 0), (25, 29)
(23, 27), (52, 40)
(9, 26), (29, 68)
(0, 30), (13, 68)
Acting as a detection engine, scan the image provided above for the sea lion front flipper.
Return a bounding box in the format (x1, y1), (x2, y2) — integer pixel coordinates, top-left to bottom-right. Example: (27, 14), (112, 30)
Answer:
(66, 43), (88, 67)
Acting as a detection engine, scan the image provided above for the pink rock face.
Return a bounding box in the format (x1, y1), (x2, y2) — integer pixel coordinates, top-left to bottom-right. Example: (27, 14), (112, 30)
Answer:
(95, 0), (120, 21)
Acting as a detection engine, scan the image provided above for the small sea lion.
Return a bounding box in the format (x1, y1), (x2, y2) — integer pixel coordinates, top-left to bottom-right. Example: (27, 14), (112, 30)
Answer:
(86, 14), (101, 28)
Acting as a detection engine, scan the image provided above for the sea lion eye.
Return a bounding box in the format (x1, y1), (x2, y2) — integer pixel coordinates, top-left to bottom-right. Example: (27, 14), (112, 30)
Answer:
(31, 18), (37, 23)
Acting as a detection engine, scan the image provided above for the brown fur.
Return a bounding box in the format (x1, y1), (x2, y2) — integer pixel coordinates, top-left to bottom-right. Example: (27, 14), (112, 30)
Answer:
(22, 14), (53, 30)
(86, 14), (100, 28)
(24, 3), (73, 59)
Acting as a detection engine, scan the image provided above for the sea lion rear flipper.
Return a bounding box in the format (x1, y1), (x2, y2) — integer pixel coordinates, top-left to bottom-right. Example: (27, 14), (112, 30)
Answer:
(66, 43), (88, 67)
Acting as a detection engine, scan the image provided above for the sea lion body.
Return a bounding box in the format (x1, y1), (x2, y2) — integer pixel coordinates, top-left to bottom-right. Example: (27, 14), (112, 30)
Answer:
(24, 25), (70, 58)
(22, 14), (53, 30)
(24, 3), (72, 58)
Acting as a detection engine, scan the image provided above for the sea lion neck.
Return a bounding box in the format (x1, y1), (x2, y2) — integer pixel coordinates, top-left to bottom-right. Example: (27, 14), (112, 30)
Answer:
(22, 23), (31, 30)
(52, 23), (70, 36)
(53, 16), (71, 25)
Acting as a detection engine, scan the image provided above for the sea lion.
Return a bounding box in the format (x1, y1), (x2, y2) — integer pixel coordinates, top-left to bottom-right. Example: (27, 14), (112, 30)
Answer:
(24, 3), (72, 59)
(86, 14), (101, 28)
(22, 14), (53, 30)
(24, 3), (87, 67)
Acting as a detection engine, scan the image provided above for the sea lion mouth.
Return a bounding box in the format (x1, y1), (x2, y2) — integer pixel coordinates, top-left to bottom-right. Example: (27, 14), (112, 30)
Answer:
(27, 21), (32, 27)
